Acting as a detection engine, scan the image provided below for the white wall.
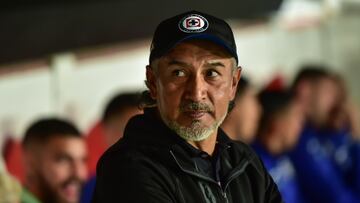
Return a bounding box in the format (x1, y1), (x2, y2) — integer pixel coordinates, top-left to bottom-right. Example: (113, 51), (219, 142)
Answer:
(0, 68), (52, 139)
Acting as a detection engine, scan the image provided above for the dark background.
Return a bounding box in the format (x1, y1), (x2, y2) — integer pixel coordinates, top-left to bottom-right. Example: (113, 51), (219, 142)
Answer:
(0, 0), (282, 65)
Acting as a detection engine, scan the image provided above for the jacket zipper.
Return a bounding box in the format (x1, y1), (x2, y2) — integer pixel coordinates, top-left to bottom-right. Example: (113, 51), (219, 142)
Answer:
(170, 150), (250, 202)
(223, 159), (250, 192)
(220, 159), (249, 203)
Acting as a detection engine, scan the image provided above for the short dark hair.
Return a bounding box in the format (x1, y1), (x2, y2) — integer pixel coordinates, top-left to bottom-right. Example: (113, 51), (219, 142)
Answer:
(22, 118), (81, 149)
(291, 65), (331, 92)
(235, 77), (250, 99)
(257, 89), (294, 137)
(102, 92), (141, 123)
(228, 77), (250, 112)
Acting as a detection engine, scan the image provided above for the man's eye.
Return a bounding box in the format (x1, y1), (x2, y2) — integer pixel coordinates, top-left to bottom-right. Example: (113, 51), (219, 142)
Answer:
(173, 70), (186, 77)
(55, 155), (70, 163)
(206, 70), (219, 77)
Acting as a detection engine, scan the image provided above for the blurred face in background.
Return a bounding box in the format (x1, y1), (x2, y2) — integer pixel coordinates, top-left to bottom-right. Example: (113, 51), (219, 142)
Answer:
(103, 107), (143, 146)
(326, 76), (348, 130)
(309, 77), (338, 127)
(30, 136), (88, 203)
(225, 87), (261, 143)
(278, 102), (304, 150)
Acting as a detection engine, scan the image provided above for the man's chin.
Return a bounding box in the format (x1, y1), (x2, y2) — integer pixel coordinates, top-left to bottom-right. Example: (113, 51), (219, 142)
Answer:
(162, 112), (226, 142)
(168, 121), (214, 141)
(58, 185), (80, 203)
(58, 195), (78, 203)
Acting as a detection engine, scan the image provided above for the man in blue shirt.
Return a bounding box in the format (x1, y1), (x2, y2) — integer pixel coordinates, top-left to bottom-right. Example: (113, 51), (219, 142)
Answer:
(253, 88), (306, 203)
(289, 66), (360, 203)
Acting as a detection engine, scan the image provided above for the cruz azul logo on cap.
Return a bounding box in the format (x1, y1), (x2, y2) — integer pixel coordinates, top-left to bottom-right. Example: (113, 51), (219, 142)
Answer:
(178, 14), (209, 33)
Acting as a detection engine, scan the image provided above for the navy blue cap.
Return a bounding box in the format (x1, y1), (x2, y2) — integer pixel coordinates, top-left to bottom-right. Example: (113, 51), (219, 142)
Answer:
(149, 10), (238, 65)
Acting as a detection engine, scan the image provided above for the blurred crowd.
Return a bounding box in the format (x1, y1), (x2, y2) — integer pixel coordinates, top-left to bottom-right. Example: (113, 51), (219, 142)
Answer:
(1, 64), (360, 203)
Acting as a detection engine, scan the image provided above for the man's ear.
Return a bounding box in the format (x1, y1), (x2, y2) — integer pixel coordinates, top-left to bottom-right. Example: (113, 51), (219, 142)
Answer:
(230, 66), (242, 100)
(146, 65), (157, 99)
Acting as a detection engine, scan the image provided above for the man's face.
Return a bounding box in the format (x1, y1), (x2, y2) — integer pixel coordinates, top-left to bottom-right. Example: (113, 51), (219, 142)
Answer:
(310, 78), (338, 126)
(147, 40), (240, 141)
(280, 102), (304, 150)
(36, 136), (88, 203)
(231, 88), (261, 143)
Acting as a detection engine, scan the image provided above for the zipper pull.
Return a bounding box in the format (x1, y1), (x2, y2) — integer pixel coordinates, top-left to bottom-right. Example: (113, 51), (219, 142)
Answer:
(222, 191), (227, 199)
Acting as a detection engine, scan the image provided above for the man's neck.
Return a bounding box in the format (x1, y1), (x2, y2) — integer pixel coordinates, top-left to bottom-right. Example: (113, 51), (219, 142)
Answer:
(187, 132), (218, 155)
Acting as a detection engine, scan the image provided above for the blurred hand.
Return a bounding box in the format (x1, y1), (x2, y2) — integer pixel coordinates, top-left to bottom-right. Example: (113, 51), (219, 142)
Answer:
(345, 101), (360, 140)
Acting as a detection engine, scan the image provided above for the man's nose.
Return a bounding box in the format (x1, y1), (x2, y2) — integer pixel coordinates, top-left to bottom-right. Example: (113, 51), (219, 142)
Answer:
(185, 74), (207, 102)
(72, 161), (88, 180)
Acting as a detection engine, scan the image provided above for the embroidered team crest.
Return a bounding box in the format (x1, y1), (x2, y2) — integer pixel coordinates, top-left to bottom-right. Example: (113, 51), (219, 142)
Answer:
(178, 14), (209, 33)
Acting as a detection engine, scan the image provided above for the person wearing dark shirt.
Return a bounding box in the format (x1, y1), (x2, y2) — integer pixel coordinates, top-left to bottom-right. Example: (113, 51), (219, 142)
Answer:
(92, 10), (283, 203)
(80, 92), (142, 203)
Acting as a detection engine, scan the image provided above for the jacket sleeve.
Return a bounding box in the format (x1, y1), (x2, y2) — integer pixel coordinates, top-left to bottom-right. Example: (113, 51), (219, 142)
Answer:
(92, 152), (176, 203)
(258, 158), (284, 203)
(263, 170), (284, 203)
(246, 143), (284, 203)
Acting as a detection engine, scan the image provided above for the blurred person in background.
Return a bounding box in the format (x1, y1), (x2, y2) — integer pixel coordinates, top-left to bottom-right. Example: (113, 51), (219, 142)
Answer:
(326, 74), (360, 138)
(22, 118), (88, 203)
(80, 92), (142, 203)
(101, 92), (143, 147)
(291, 66), (337, 127)
(289, 65), (360, 203)
(252, 88), (305, 203)
(322, 74), (360, 196)
(221, 77), (261, 144)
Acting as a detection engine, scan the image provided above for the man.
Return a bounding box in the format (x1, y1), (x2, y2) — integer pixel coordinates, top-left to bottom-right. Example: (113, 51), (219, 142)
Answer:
(327, 74), (360, 195)
(93, 10), (282, 203)
(289, 66), (360, 203)
(221, 77), (261, 143)
(86, 92), (142, 176)
(252, 89), (305, 203)
(291, 67), (338, 128)
(81, 92), (142, 203)
(101, 92), (143, 146)
(22, 118), (88, 203)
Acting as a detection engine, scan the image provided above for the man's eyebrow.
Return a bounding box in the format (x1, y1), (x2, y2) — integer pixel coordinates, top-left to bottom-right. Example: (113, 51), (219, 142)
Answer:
(167, 60), (190, 67)
(205, 61), (225, 68)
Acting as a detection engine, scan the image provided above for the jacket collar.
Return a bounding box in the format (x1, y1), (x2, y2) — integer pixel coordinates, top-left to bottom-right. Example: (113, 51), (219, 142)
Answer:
(122, 107), (252, 181)
(123, 107), (232, 151)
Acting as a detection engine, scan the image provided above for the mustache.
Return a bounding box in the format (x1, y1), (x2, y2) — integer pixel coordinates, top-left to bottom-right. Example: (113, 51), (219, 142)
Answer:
(61, 176), (85, 188)
(180, 102), (213, 112)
